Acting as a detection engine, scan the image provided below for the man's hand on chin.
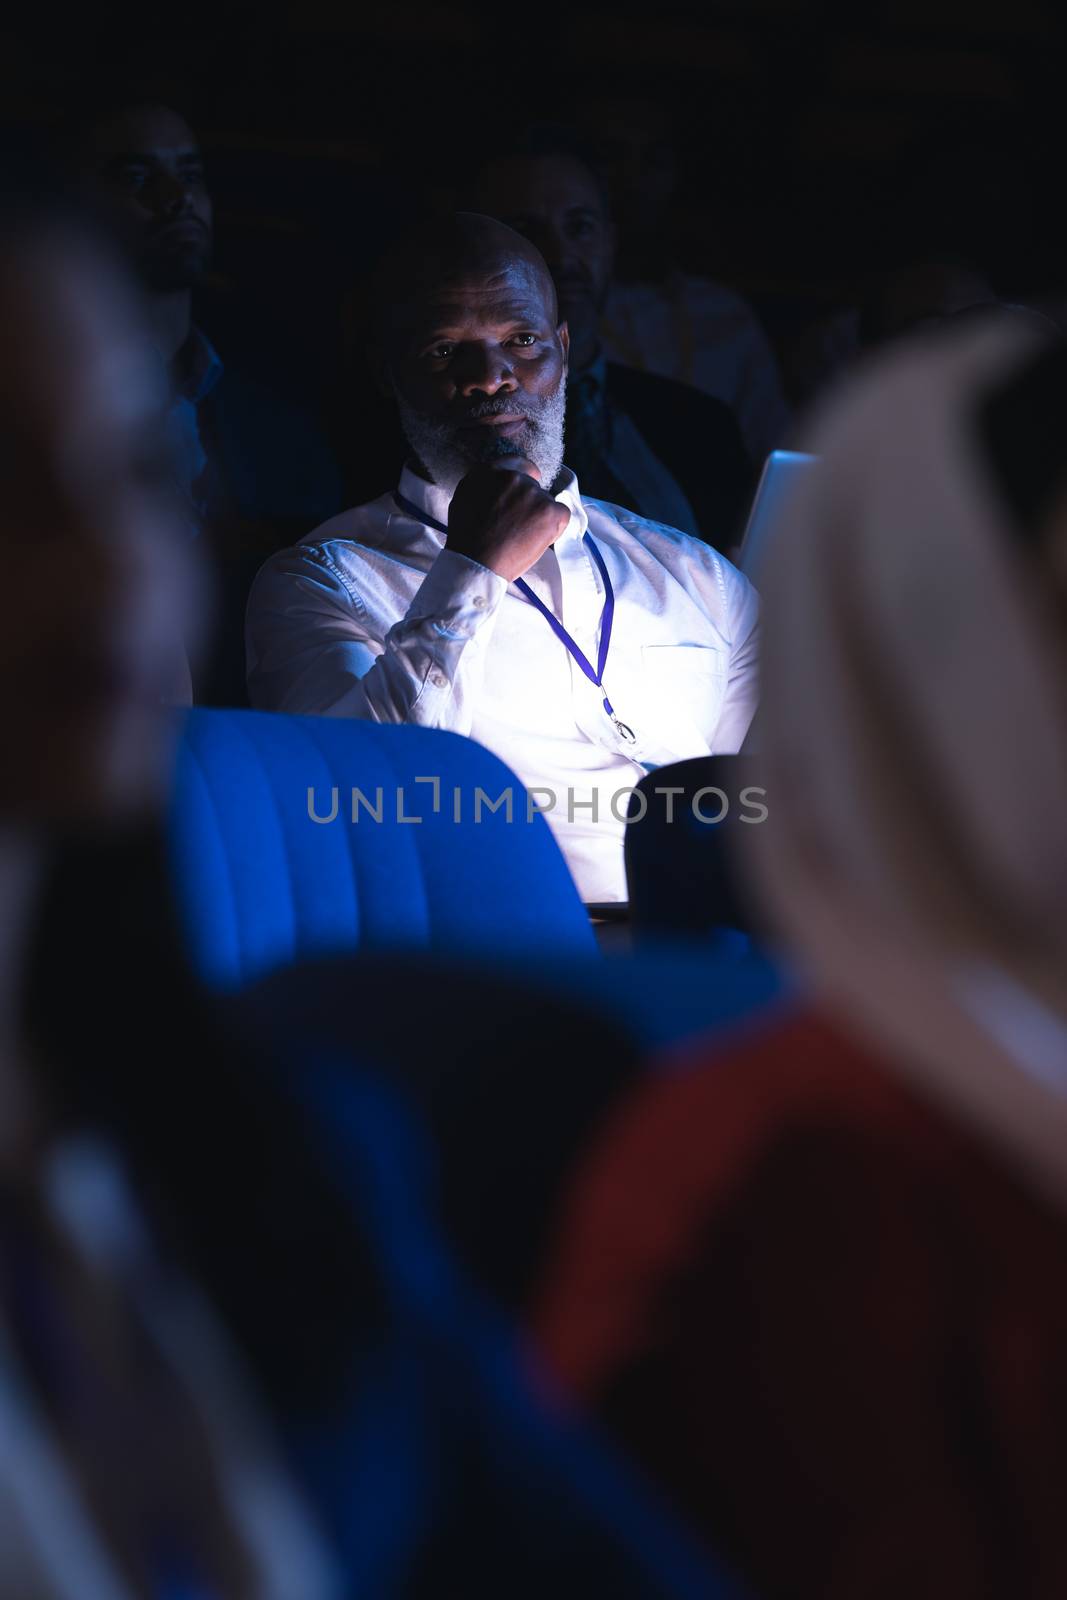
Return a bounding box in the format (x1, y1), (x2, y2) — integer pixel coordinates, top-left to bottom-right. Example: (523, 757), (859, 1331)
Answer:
(446, 457), (570, 582)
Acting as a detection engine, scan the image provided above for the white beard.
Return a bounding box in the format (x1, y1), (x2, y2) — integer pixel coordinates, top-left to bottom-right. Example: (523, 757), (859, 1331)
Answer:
(394, 382), (567, 497)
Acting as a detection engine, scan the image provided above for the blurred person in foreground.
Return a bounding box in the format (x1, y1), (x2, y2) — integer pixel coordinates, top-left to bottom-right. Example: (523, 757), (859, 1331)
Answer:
(0, 163), (326, 1597)
(0, 165), (737, 1598)
(246, 211), (759, 905)
(532, 315), (1067, 1596)
(468, 134), (754, 551)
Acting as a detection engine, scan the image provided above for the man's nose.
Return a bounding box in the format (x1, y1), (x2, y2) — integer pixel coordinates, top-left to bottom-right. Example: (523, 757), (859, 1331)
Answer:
(454, 346), (518, 397)
(151, 171), (194, 217)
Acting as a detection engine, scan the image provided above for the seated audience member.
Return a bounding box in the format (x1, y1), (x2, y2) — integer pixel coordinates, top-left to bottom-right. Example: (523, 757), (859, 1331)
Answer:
(533, 320), (1067, 1596)
(781, 260), (996, 418)
(578, 91), (791, 464)
(65, 97), (344, 702)
(857, 254), (1000, 348)
(469, 135), (754, 550)
(779, 295), (869, 419)
(0, 167), (741, 1599)
(246, 212), (760, 905)
(784, 259), (1059, 421)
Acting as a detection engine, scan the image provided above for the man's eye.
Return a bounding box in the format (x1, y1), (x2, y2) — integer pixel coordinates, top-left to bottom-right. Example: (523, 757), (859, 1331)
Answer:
(181, 163), (206, 184)
(509, 333), (538, 348)
(120, 167), (149, 190)
(426, 343), (455, 361)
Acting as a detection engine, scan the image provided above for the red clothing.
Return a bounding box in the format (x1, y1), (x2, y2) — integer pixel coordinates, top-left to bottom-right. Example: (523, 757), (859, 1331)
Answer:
(533, 1008), (1067, 1599)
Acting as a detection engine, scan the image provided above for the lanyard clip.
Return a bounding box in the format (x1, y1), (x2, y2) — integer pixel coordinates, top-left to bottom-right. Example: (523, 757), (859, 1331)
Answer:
(602, 693), (636, 744)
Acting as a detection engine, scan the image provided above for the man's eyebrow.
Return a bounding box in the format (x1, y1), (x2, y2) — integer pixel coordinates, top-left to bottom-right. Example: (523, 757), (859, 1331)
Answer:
(490, 302), (551, 323)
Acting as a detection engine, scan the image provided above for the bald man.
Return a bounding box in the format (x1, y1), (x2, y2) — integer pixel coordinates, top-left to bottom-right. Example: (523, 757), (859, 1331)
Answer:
(246, 214), (759, 903)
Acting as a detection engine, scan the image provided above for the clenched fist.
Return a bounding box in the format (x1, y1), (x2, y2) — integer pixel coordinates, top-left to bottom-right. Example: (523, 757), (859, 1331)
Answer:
(447, 458), (571, 582)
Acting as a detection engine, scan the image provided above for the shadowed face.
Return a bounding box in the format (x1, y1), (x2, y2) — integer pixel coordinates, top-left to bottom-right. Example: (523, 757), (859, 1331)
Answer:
(473, 154), (615, 370)
(0, 226), (202, 827)
(80, 104), (213, 291)
(383, 217), (570, 494)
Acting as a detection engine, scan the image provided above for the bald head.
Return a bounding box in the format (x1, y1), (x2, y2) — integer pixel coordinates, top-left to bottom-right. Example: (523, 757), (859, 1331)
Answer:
(376, 211), (569, 496)
(380, 211), (559, 333)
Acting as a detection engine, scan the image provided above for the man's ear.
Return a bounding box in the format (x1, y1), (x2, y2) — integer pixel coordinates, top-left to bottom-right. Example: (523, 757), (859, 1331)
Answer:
(558, 319), (570, 378)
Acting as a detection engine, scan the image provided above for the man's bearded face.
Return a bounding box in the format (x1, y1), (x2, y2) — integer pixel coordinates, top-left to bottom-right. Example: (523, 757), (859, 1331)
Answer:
(395, 378), (566, 496)
(385, 248), (570, 496)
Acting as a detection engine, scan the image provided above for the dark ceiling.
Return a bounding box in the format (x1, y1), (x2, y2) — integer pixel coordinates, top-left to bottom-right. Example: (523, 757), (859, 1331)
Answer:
(5, 1), (1066, 315)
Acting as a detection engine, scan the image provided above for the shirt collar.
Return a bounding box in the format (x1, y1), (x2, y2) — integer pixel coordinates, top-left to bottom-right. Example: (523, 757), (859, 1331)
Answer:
(396, 462), (588, 542)
(175, 325), (224, 405)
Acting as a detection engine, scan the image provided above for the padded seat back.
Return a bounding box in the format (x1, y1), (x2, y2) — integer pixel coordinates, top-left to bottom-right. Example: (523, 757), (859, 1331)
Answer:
(170, 709), (595, 988)
(624, 755), (767, 942)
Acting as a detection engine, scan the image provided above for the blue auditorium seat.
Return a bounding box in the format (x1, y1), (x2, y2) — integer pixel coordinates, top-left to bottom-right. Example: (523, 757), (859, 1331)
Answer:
(169, 709), (596, 988)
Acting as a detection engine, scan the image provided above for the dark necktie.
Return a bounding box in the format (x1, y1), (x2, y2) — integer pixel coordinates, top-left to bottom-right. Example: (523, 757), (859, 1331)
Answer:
(565, 371), (633, 507)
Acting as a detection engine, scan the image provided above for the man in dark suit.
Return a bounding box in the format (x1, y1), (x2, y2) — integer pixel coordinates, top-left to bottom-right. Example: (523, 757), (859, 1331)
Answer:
(468, 136), (754, 551)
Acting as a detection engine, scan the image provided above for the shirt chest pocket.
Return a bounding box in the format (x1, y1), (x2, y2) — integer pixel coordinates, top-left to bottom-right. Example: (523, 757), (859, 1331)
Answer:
(637, 643), (726, 760)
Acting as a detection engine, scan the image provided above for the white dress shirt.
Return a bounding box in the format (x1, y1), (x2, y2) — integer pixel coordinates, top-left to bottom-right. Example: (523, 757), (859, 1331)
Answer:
(246, 466), (759, 903)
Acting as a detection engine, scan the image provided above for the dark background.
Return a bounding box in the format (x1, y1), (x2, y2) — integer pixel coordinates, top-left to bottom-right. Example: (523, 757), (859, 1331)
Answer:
(5, 0), (1066, 409)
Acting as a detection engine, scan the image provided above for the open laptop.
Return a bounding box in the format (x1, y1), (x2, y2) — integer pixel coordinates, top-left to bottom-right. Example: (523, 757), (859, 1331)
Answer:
(737, 450), (818, 579)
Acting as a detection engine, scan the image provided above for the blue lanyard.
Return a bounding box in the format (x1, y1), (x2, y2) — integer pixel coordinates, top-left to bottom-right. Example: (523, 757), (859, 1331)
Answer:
(393, 490), (636, 742)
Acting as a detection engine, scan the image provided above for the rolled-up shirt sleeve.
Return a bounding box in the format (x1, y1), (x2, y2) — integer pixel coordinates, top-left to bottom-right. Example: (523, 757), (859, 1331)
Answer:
(246, 542), (507, 733)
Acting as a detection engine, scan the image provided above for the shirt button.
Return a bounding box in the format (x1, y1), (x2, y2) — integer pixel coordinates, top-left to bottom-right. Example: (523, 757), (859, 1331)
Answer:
(472, 595), (487, 610)
(430, 671), (447, 688)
